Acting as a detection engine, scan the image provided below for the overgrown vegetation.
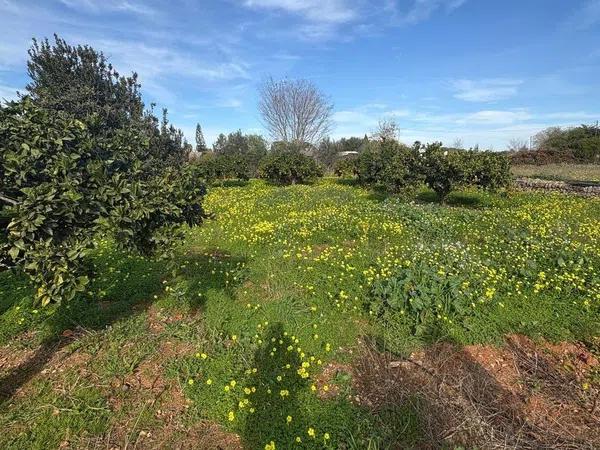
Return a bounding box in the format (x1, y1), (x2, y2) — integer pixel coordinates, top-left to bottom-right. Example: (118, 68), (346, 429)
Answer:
(510, 123), (600, 164)
(0, 180), (598, 449)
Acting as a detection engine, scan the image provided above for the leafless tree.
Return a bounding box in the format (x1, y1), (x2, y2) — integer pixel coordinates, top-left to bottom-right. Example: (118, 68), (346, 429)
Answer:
(507, 138), (529, 152)
(452, 138), (464, 149)
(371, 118), (400, 142)
(258, 77), (333, 145)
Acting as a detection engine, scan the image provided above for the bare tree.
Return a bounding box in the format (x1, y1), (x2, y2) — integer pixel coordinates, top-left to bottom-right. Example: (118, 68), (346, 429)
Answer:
(371, 118), (400, 142)
(258, 77), (333, 145)
(507, 138), (529, 152)
(451, 138), (464, 149)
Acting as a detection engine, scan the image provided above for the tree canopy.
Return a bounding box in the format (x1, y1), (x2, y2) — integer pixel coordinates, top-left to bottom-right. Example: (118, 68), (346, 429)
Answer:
(0, 35), (205, 305)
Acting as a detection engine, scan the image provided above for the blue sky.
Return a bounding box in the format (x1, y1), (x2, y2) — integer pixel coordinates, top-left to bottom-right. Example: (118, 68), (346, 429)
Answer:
(0, 0), (599, 148)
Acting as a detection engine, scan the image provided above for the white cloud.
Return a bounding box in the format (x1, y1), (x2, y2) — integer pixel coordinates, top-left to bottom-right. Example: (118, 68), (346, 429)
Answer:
(461, 109), (531, 124)
(59, 0), (156, 16)
(0, 83), (19, 101)
(243, 0), (356, 24)
(77, 38), (251, 104)
(452, 78), (523, 102)
(391, 0), (467, 25)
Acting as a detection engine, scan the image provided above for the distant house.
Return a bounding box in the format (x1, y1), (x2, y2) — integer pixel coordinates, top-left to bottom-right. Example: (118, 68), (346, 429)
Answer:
(338, 151), (359, 157)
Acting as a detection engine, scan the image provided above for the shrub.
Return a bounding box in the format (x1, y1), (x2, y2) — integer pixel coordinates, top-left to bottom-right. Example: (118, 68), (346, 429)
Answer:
(472, 151), (511, 191)
(0, 100), (205, 305)
(333, 156), (358, 177)
(421, 143), (472, 201)
(258, 146), (323, 185)
(356, 140), (423, 194)
(510, 124), (600, 164)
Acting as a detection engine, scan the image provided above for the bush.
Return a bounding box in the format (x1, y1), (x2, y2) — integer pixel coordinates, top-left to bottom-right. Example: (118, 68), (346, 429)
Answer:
(333, 156), (358, 177)
(510, 124), (600, 164)
(421, 143), (474, 201)
(0, 99), (205, 305)
(258, 146), (323, 185)
(472, 151), (511, 191)
(355, 140), (423, 194)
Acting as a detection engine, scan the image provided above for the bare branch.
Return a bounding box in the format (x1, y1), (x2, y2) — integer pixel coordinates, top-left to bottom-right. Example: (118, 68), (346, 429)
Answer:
(258, 77), (333, 146)
(0, 193), (18, 206)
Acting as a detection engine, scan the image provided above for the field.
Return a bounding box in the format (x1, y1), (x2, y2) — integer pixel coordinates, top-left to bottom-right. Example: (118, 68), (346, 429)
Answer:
(1, 179), (599, 449)
(511, 163), (600, 182)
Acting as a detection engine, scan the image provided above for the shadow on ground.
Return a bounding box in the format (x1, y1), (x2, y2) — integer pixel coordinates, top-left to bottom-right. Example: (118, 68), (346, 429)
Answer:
(354, 336), (599, 449)
(0, 247), (246, 404)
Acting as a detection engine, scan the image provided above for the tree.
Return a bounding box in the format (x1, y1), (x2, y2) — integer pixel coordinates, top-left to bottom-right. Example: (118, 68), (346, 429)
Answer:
(25, 34), (188, 167)
(26, 34), (144, 131)
(507, 138), (529, 152)
(451, 138), (464, 149)
(315, 138), (339, 170)
(371, 118), (400, 142)
(195, 123), (207, 152)
(1, 36), (206, 305)
(259, 146), (323, 185)
(258, 77), (333, 145)
(355, 139), (423, 194)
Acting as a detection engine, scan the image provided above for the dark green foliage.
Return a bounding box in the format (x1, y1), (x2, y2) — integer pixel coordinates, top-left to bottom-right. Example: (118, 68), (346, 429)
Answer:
(195, 123), (207, 152)
(472, 151), (512, 191)
(0, 36), (206, 305)
(26, 34), (189, 168)
(26, 34), (144, 132)
(314, 138), (339, 170)
(315, 137), (367, 172)
(333, 155), (358, 177)
(355, 140), (423, 194)
(421, 144), (511, 201)
(353, 139), (510, 201)
(190, 152), (255, 182)
(0, 99), (206, 305)
(210, 131), (268, 179)
(259, 146), (323, 185)
(421, 143), (470, 202)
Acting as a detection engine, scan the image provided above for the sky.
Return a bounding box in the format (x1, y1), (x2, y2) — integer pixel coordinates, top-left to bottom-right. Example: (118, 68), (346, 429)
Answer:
(0, 0), (599, 149)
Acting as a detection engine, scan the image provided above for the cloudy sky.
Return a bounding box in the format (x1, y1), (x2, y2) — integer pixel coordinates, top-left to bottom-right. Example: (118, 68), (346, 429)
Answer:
(0, 0), (599, 148)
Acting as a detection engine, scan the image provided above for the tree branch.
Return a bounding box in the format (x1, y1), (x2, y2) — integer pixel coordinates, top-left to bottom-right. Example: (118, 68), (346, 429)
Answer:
(0, 193), (18, 206)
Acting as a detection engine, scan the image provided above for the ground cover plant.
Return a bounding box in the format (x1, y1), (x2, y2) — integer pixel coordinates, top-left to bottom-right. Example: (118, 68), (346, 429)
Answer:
(0, 179), (598, 449)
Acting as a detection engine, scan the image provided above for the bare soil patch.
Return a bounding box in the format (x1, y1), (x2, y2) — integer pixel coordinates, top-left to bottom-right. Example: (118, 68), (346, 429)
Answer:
(353, 334), (600, 449)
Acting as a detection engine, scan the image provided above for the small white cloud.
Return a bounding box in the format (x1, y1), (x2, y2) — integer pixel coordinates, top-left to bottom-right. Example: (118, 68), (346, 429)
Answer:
(462, 109), (531, 124)
(392, 0), (468, 26)
(243, 0), (356, 24)
(0, 83), (19, 101)
(452, 78), (523, 102)
(59, 0), (156, 16)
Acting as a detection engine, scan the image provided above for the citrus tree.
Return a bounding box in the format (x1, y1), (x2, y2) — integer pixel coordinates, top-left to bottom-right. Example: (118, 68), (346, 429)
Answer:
(0, 36), (205, 305)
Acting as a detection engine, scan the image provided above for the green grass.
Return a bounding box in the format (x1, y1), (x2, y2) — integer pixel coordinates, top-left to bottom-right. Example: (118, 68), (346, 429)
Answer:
(0, 179), (598, 449)
(511, 163), (600, 182)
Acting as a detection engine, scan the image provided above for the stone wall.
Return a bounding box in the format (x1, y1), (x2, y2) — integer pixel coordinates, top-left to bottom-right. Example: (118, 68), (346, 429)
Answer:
(515, 178), (600, 196)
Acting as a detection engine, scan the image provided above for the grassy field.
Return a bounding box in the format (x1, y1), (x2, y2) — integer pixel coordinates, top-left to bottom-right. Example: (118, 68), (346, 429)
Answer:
(1, 179), (599, 449)
(511, 163), (600, 182)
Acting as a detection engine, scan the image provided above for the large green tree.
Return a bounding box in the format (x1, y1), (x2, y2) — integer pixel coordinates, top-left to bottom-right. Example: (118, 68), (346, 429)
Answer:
(0, 36), (205, 305)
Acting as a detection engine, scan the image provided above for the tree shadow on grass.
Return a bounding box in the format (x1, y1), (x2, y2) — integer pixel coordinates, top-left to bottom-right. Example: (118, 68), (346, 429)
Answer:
(334, 177), (360, 187)
(416, 190), (484, 208)
(241, 323), (310, 449)
(173, 248), (248, 314)
(0, 246), (246, 404)
(238, 323), (368, 449)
